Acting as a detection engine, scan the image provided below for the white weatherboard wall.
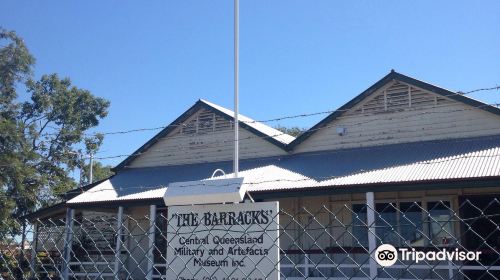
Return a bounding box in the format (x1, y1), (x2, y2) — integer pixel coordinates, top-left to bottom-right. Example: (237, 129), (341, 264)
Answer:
(129, 109), (287, 168)
(295, 81), (500, 153)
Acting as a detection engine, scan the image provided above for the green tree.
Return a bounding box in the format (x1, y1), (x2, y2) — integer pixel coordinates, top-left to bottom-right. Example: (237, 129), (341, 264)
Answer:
(274, 125), (306, 137)
(0, 28), (35, 118)
(0, 27), (109, 280)
(0, 28), (37, 236)
(0, 28), (110, 227)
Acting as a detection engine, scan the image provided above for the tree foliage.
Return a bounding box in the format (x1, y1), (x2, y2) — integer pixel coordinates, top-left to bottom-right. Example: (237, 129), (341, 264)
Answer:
(274, 125), (306, 137)
(0, 28), (110, 227)
(0, 28), (35, 118)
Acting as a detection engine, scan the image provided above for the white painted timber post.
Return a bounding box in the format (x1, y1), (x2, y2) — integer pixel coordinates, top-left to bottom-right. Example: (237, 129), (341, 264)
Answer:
(30, 222), (38, 277)
(366, 192), (377, 279)
(114, 206), (124, 280)
(447, 259), (454, 279)
(61, 208), (75, 280)
(304, 253), (310, 277)
(147, 205), (157, 280)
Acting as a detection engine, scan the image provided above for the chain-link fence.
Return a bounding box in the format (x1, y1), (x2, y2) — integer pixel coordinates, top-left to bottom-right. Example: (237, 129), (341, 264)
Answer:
(1, 197), (500, 280)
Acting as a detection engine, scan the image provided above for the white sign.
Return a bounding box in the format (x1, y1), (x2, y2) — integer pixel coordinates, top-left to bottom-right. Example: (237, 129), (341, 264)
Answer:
(164, 178), (246, 206)
(166, 202), (279, 280)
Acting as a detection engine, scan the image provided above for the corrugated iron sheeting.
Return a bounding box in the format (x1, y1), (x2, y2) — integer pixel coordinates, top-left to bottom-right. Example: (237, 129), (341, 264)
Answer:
(68, 135), (500, 204)
(201, 99), (295, 145)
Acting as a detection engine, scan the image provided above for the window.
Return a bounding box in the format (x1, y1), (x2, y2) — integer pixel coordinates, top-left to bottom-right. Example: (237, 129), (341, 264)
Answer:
(400, 202), (424, 246)
(376, 203), (398, 245)
(351, 200), (450, 247)
(427, 201), (453, 246)
(352, 204), (368, 247)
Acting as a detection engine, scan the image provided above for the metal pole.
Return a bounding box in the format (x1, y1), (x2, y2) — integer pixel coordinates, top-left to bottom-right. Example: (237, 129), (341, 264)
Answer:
(146, 205), (157, 280)
(114, 206), (124, 280)
(233, 0), (239, 178)
(89, 153), (94, 184)
(366, 192), (377, 279)
(61, 208), (75, 280)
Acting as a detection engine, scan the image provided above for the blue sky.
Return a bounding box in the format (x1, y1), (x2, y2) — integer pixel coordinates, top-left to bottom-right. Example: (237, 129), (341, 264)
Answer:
(2, 1), (500, 168)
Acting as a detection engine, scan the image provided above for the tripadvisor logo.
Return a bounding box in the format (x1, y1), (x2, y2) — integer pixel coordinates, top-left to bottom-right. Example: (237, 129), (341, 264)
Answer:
(374, 244), (482, 267)
(375, 244), (398, 267)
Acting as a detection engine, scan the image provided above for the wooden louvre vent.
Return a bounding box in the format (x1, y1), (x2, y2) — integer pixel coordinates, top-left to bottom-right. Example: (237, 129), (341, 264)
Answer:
(351, 81), (451, 115)
(179, 109), (233, 136)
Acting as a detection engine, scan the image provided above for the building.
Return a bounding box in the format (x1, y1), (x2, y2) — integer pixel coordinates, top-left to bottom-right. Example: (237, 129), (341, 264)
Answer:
(26, 71), (500, 279)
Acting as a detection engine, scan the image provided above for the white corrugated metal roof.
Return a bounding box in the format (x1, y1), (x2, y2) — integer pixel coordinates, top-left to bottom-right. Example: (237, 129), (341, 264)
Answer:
(200, 99), (295, 145)
(227, 147), (500, 191)
(67, 136), (500, 204)
(67, 180), (167, 204)
(318, 147), (500, 187)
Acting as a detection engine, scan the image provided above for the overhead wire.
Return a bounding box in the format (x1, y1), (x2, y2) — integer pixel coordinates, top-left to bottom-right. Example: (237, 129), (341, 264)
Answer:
(2, 96), (500, 165)
(35, 84), (500, 138)
(7, 100), (497, 165)
(91, 101), (500, 161)
(1, 84), (500, 200)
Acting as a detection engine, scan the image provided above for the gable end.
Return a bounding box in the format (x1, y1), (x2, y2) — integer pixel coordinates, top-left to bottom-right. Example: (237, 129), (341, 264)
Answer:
(289, 71), (500, 150)
(113, 100), (291, 171)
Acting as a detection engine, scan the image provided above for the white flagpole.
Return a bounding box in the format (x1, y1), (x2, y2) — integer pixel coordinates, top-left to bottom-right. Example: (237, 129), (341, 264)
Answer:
(234, 0), (239, 178)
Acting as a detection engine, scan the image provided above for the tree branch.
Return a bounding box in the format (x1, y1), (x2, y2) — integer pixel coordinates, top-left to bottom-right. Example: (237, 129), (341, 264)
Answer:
(31, 119), (51, 150)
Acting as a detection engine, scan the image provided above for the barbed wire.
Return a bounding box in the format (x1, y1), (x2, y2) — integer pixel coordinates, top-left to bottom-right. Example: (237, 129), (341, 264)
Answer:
(14, 84), (498, 166)
(4, 99), (500, 165)
(458, 85), (500, 95)
(1, 102), (500, 199)
(93, 101), (500, 161)
(1, 84), (500, 200)
(35, 83), (500, 139)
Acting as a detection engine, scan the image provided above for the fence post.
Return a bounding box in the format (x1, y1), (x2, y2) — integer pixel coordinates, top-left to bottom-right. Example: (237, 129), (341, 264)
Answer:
(147, 204), (157, 280)
(61, 208), (75, 280)
(114, 206), (124, 280)
(366, 192), (377, 279)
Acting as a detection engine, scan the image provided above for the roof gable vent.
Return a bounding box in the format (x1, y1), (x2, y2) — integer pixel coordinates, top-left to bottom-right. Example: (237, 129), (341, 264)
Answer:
(179, 109), (233, 136)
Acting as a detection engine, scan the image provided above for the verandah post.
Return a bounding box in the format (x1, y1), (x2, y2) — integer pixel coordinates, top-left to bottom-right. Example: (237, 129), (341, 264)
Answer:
(146, 204), (157, 280)
(61, 208), (75, 280)
(114, 206), (124, 280)
(366, 191), (377, 279)
(30, 221), (38, 277)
